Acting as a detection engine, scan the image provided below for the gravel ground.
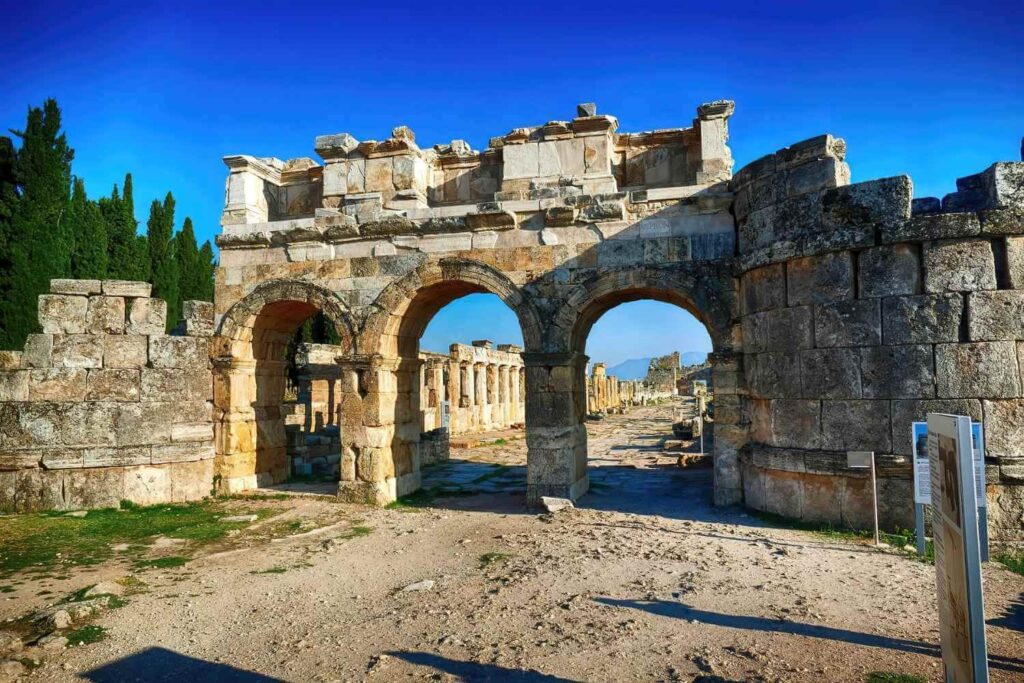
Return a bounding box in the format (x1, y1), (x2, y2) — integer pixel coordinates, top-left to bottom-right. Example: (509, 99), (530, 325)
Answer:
(8, 402), (1024, 682)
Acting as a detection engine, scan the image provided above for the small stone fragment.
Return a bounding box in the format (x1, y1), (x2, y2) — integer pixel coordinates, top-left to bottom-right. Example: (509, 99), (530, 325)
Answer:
(401, 579), (435, 592)
(541, 497), (574, 513)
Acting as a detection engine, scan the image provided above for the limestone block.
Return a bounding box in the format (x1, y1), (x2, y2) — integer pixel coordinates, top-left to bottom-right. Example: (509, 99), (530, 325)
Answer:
(62, 403), (117, 447)
(979, 209), (1024, 236)
(0, 449), (40, 470)
(40, 448), (83, 469)
(393, 155), (425, 191)
(85, 369), (140, 402)
(813, 299), (880, 348)
(122, 466), (172, 506)
(141, 368), (211, 402)
(785, 157), (848, 197)
(322, 160), (347, 196)
(746, 351), (801, 398)
(84, 447), (151, 468)
(1008, 236), (1024, 289)
(51, 334), (103, 369)
(817, 176), (912, 252)
(149, 336), (210, 371)
(858, 244), (921, 298)
(62, 467), (124, 510)
(103, 335), (148, 368)
(859, 345), (934, 399)
(799, 348), (861, 399)
(743, 306), (814, 353)
(967, 290), (1024, 341)
(981, 399), (1024, 459)
(171, 423), (214, 442)
(935, 341), (1019, 398)
(50, 279), (102, 295)
(769, 399), (821, 449)
(356, 447), (393, 482)
(740, 263), (785, 315)
(182, 301), (215, 337)
(345, 159), (366, 194)
(364, 157), (394, 193)
(0, 370), (28, 401)
(0, 350), (22, 370)
(127, 297), (167, 335)
(28, 368), (88, 401)
(170, 459), (214, 502)
(890, 398), (982, 454)
(102, 280), (151, 297)
(786, 251), (853, 305)
(503, 143), (540, 180)
(583, 136), (611, 174)
(3, 403), (59, 449)
(115, 402), (172, 447)
(820, 400), (892, 452)
(86, 296), (125, 334)
(883, 212), (981, 243)
(882, 293), (962, 344)
(800, 473), (843, 526)
(152, 442), (214, 464)
(38, 295), (88, 334)
(923, 239), (997, 293)
(23, 334), (53, 368)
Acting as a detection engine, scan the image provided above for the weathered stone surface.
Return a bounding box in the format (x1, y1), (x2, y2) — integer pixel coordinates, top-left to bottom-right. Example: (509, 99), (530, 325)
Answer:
(799, 348), (861, 399)
(744, 352), (801, 398)
(859, 345), (935, 399)
(813, 299), (880, 348)
(27, 368), (88, 401)
(891, 398), (982, 454)
(149, 336), (210, 371)
(979, 208), (1024, 236)
(768, 399), (821, 449)
(86, 296), (125, 334)
(935, 341), (1019, 398)
(883, 212), (981, 243)
(51, 335), (103, 369)
(882, 293), (962, 344)
(360, 215), (416, 237)
(0, 371), (29, 401)
(182, 301), (215, 337)
(152, 442), (215, 464)
(786, 251), (853, 305)
(858, 244), (921, 298)
(102, 280), (151, 297)
(63, 403), (117, 447)
(141, 368), (211, 402)
(923, 239), (997, 293)
(102, 335), (148, 368)
(0, 351), (21, 370)
(38, 294), (88, 334)
(127, 297), (167, 335)
(23, 334), (53, 368)
(741, 306), (813, 353)
(817, 176), (911, 252)
(1008, 236), (1024, 290)
(85, 369), (140, 402)
(967, 290), (1024, 341)
(740, 263), (785, 315)
(115, 402), (173, 447)
(981, 399), (1024, 459)
(50, 279), (101, 295)
(820, 400), (891, 452)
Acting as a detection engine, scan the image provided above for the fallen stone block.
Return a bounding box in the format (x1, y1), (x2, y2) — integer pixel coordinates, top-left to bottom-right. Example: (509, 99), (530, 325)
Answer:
(541, 496), (574, 513)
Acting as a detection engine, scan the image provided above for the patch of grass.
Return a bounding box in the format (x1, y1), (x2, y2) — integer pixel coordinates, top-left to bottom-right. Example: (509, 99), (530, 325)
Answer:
(489, 438), (508, 446)
(751, 511), (934, 562)
(220, 493), (291, 501)
(479, 552), (512, 568)
(472, 465), (510, 485)
(866, 673), (926, 683)
(133, 556), (189, 570)
(0, 585), (14, 593)
(339, 526), (373, 539)
(997, 549), (1024, 576)
(18, 657), (41, 671)
(0, 501), (277, 577)
(65, 625), (107, 646)
(252, 566), (288, 575)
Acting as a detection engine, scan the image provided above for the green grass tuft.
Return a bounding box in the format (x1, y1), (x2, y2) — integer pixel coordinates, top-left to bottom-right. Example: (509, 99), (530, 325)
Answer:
(866, 673), (926, 683)
(997, 549), (1024, 576)
(65, 625), (107, 646)
(134, 556), (189, 570)
(339, 526), (373, 539)
(479, 552), (513, 568)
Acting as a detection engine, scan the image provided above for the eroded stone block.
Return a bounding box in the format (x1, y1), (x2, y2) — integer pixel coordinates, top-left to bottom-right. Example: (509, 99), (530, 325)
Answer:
(858, 244), (921, 298)
(967, 290), (1024, 341)
(799, 348), (861, 399)
(86, 296), (125, 335)
(813, 300), (880, 348)
(182, 301), (215, 337)
(149, 336), (210, 371)
(102, 335), (148, 368)
(102, 280), (151, 297)
(820, 400), (892, 452)
(935, 341), (1019, 398)
(882, 293), (962, 344)
(923, 239), (997, 293)
(786, 251), (853, 305)
(859, 345), (934, 399)
(28, 368), (88, 401)
(38, 295), (88, 334)
(740, 263), (785, 315)
(85, 369), (140, 402)
(982, 399), (1024, 459)
(51, 335), (103, 369)
(127, 298), (167, 335)
(0, 371), (29, 401)
(891, 398), (982, 454)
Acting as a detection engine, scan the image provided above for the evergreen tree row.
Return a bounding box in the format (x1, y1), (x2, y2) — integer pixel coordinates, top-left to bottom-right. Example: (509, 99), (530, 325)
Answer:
(0, 99), (216, 349)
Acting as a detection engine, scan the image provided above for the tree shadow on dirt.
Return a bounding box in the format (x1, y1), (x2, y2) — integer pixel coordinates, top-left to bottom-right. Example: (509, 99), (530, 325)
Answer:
(989, 592), (1024, 634)
(82, 647), (281, 682)
(388, 651), (578, 681)
(595, 597), (1024, 675)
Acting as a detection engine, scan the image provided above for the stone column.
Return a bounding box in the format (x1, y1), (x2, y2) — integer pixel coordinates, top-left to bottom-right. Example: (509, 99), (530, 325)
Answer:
(510, 364), (521, 425)
(523, 351), (589, 505)
(214, 356), (258, 493)
(498, 365), (510, 428)
(518, 368), (526, 423)
(487, 363), (500, 427)
(475, 362), (488, 431)
(710, 351), (746, 506)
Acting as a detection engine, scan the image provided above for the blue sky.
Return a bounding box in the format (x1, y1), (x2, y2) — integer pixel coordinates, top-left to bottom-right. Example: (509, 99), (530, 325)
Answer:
(3, 0), (1022, 362)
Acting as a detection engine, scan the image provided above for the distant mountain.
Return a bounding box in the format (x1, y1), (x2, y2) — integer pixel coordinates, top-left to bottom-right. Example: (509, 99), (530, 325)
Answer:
(606, 351), (709, 380)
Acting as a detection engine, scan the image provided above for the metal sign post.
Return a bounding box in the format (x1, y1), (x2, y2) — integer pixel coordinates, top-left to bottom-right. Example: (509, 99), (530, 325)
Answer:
(926, 413), (989, 682)
(847, 451), (878, 545)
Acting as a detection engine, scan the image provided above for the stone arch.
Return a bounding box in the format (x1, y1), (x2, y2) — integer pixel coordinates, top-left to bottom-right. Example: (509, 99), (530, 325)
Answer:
(358, 257), (543, 357)
(534, 264), (744, 506)
(213, 279), (355, 494)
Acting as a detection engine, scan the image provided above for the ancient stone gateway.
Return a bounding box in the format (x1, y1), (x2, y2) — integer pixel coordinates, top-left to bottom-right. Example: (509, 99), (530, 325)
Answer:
(2, 100), (1021, 541)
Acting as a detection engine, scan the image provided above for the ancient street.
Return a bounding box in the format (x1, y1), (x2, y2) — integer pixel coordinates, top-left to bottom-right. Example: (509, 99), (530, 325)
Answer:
(7, 402), (1022, 682)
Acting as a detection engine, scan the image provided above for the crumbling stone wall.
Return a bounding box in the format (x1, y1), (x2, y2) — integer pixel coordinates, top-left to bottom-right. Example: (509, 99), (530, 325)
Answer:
(0, 280), (214, 511)
(734, 136), (1024, 537)
(644, 352), (681, 394)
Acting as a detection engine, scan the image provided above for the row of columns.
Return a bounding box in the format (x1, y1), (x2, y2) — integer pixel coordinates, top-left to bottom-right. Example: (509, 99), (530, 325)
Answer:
(585, 363), (669, 415)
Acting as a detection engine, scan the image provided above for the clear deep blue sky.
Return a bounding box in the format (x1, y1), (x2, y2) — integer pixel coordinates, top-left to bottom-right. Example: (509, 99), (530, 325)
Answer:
(3, 0), (1021, 362)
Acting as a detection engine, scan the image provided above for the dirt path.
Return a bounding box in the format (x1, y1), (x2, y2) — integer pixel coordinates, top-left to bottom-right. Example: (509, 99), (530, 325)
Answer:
(12, 403), (1024, 682)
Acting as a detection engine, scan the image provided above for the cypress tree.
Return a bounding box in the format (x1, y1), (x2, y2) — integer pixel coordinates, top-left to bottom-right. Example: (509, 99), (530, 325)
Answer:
(0, 137), (17, 346)
(147, 192), (179, 329)
(198, 240), (216, 301)
(103, 173), (148, 281)
(0, 100), (74, 349)
(175, 216), (201, 304)
(68, 178), (108, 279)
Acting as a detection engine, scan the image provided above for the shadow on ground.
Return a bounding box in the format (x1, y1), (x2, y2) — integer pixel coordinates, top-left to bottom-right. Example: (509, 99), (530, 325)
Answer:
(596, 597), (1024, 675)
(388, 651), (578, 682)
(83, 647), (282, 682)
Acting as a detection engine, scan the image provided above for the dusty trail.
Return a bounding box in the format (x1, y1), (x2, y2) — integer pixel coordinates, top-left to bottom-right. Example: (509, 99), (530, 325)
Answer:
(10, 402), (1024, 682)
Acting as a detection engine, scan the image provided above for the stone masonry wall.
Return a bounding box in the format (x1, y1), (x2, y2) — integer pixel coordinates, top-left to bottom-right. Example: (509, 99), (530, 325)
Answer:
(0, 280), (215, 511)
(734, 136), (1024, 538)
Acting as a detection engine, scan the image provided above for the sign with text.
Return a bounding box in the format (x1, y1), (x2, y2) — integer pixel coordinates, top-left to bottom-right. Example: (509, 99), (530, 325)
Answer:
(927, 413), (988, 682)
(912, 422), (986, 507)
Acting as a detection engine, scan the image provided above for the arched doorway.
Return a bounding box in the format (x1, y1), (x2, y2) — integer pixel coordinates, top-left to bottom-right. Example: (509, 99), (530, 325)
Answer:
(213, 280), (354, 494)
